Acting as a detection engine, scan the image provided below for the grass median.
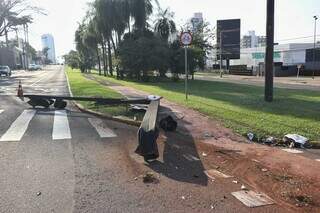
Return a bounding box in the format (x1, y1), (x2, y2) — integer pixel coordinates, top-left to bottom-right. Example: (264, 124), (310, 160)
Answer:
(66, 67), (143, 120)
(88, 71), (320, 142)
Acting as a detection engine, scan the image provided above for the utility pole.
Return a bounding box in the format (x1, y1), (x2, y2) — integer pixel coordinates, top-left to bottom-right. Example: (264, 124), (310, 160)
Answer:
(312, 15), (318, 79)
(265, 0), (275, 102)
(220, 31), (223, 78)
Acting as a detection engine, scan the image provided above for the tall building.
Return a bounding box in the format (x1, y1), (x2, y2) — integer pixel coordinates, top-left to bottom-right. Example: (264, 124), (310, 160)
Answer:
(191, 13), (204, 31)
(241, 31), (266, 48)
(41, 34), (56, 64)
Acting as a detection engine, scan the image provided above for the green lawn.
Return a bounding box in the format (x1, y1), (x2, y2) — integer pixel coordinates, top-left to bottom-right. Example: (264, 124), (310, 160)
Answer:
(66, 67), (141, 119)
(89, 72), (320, 141)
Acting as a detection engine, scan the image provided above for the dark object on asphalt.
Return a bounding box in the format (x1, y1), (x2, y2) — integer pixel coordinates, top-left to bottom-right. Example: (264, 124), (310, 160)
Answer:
(143, 172), (158, 183)
(27, 98), (52, 108)
(135, 100), (160, 162)
(54, 99), (67, 109)
(159, 115), (177, 132)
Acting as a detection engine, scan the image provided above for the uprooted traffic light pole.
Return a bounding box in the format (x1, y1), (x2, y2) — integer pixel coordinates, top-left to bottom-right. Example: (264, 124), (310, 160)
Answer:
(265, 0), (275, 102)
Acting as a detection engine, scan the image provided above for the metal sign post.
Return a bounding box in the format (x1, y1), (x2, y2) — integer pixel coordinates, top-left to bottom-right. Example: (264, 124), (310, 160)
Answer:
(185, 46), (188, 100)
(180, 32), (193, 101)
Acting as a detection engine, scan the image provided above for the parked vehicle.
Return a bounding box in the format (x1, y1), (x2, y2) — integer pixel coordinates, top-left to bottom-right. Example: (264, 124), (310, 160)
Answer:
(28, 64), (42, 71)
(0, 66), (11, 76)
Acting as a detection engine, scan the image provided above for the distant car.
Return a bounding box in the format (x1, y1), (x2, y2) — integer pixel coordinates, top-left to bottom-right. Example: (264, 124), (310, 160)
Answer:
(28, 64), (42, 71)
(0, 66), (11, 76)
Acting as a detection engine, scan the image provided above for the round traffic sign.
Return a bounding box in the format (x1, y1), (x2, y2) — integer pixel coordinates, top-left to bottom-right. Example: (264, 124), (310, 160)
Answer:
(180, 32), (192, 46)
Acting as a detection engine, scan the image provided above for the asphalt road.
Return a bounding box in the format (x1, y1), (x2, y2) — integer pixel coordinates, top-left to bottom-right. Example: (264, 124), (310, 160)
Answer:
(0, 66), (292, 212)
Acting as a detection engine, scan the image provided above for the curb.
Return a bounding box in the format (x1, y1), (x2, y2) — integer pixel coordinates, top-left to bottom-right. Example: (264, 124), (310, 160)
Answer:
(65, 68), (141, 127)
(74, 102), (141, 127)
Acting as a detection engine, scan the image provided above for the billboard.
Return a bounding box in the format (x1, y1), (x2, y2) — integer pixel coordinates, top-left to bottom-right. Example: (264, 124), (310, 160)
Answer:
(216, 19), (241, 60)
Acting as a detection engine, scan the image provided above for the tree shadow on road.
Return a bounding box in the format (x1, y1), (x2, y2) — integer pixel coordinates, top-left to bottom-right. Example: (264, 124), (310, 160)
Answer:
(146, 105), (209, 186)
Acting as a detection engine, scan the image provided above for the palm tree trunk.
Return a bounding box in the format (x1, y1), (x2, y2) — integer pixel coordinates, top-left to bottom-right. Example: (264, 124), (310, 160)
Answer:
(107, 39), (113, 76)
(101, 41), (107, 76)
(111, 36), (117, 56)
(96, 46), (101, 75)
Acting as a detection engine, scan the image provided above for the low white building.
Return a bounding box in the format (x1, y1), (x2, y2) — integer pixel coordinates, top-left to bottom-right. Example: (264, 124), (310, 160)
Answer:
(232, 43), (320, 68)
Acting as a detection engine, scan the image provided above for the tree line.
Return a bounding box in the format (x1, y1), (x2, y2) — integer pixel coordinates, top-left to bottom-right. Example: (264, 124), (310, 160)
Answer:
(64, 0), (214, 81)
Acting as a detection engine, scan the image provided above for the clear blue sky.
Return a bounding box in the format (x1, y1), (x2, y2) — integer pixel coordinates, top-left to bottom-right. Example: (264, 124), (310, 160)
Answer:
(22, 0), (320, 59)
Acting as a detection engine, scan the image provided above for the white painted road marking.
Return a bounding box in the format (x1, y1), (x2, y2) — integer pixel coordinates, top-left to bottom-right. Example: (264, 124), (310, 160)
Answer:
(52, 110), (71, 140)
(282, 149), (304, 154)
(0, 110), (36, 142)
(88, 118), (117, 138)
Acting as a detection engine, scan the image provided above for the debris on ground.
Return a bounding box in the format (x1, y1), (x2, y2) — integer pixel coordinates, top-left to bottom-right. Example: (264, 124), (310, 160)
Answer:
(241, 185), (248, 191)
(261, 168), (268, 172)
(36, 192), (42, 196)
(293, 195), (313, 207)
(143, 172), (158, 184)
(247, 132), (255, 141)
(202, 152), (208, 157)
(181, 196), (186, 200)
(204, 132), (213, 138)
(264, 136), (277, 145)
(232, 191), (274, 208)
(283, 134), (308, 148)
(232, 180), (238, 184)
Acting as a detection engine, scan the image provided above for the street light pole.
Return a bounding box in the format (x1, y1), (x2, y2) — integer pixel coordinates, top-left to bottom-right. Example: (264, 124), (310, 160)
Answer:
(312, 15), (318, 79)
(265, 0), (275, 102)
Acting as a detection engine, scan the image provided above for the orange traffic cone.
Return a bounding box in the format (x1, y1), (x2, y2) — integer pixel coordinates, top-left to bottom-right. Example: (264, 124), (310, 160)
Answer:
(17, 80), (24, 100)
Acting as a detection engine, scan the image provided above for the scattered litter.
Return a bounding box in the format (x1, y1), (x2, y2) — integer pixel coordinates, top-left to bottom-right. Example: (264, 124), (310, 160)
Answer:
(261, 168), (268, 172)
(252, 159), (260, 163)
(232, 180), (238, 184)
(282, 149), (304, 154)
(231, 191), (274, 208)
(205, 169), (233, 180)
(202, 152), (208, 157)
(175, 166), (179, 170)
(247, 133), (255, 141)
(264, 137), (276, 144)
(241, 185), (248, 191)
(36, 192), (41, 196)
(181, 196), (186, 200)
(143, 172), (158, 184)
(134, 177), (138, 181)
(204, 132), (213, 138)
(284, 134), (308, 148)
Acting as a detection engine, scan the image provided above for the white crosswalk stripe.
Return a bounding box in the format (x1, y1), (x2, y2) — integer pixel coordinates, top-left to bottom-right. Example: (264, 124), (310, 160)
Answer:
(0, 109), (118, 141)
(52, 110), (71, 140)
(0, 110), (36, 142)
(88, 118), (117, 138)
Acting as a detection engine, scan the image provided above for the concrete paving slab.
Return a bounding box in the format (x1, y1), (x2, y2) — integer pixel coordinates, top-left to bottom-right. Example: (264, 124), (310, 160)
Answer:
(231, 190), (274, 208)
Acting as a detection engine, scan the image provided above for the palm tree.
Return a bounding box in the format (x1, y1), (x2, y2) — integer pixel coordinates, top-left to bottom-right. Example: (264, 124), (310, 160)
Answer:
(130, 0), (158, 32)
(154, 7), (176, 42)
